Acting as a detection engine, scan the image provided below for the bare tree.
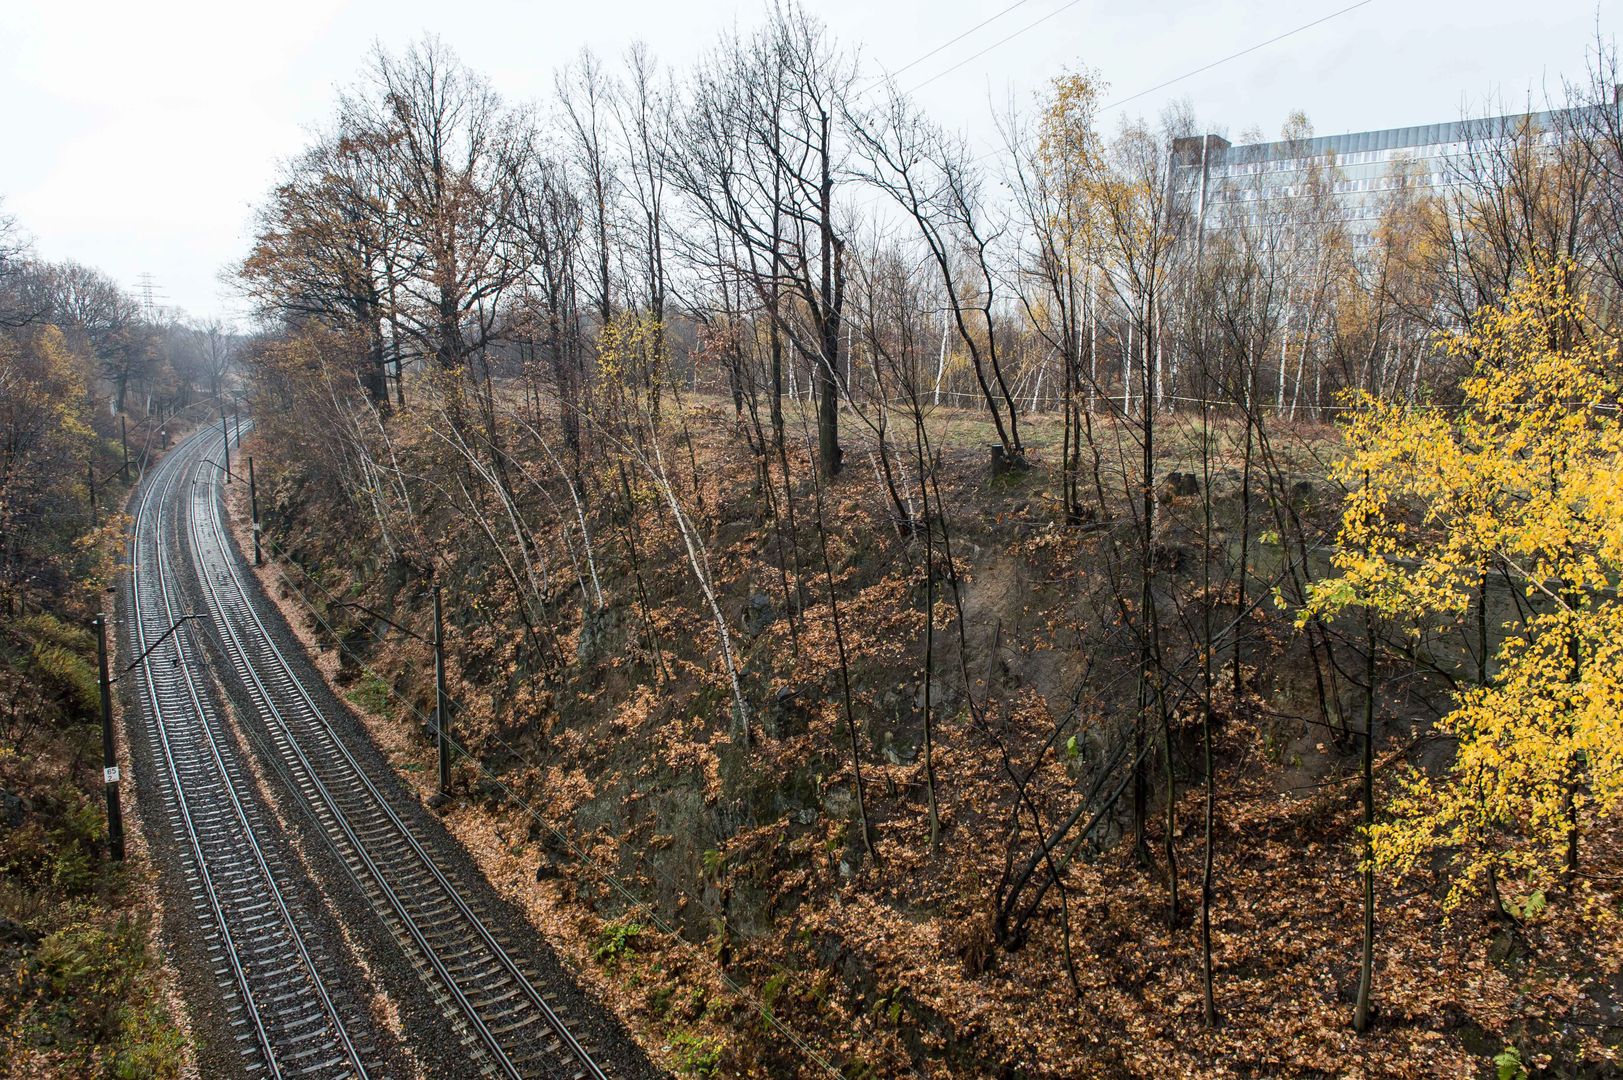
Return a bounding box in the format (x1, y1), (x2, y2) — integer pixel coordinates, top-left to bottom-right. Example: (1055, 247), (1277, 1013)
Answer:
(506, 144), (589, 464)
(851, 88), (1027, 468)
(0, 203), (38, 328)
(1091, 117), (1186, 882)
(38, 261), (152, 412)
(614, 42), (672, 340)
(557, 48), (621, 330)
(671, 3), (854, 477)
(240, 125), (403, 406)
(357, 37), (530, 374)
(193, 318), (238, 399)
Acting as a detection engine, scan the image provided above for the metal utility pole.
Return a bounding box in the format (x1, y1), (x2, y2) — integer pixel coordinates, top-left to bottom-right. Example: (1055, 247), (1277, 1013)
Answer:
(95, 611), (206, 859)
(220, 411), (232, 483)
(93, 615), (126, 862)
(434, 585), (450, 797)
(248, 458), (262, 566)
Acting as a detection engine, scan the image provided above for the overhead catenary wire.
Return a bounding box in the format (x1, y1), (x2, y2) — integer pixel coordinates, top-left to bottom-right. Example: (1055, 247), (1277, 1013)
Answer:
(245, 521), (912, 1080)
(251, 535), (859, 1078)
(907, 0), (1088, 94)
(881, 0), (1381, 126)
(978, 0), (1383, 163)
(1097, 0), (1378, 116)
(849, 0), (1382, 215)
(865, 0), (1039, 89)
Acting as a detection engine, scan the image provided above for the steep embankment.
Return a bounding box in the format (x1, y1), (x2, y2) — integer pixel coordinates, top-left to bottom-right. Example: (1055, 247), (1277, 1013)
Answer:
(1, 419), (191, 1079)
(234, 399), (1623, 1078)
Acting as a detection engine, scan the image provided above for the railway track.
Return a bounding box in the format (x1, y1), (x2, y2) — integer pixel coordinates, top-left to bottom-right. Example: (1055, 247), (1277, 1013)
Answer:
(129, 424), (377, 1078)
(174, 425), (608, 1080)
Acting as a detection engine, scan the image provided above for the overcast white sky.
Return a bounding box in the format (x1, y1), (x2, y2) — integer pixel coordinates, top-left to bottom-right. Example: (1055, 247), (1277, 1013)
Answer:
(0, 0), (1613, 321)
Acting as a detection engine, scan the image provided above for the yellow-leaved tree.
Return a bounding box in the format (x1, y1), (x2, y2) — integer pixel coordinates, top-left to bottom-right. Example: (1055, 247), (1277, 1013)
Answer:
(1307, 259), (1623, 914)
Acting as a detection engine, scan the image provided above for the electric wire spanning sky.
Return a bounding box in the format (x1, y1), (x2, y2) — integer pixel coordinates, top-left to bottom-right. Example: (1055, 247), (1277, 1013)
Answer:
(0, 0), (1608, 321)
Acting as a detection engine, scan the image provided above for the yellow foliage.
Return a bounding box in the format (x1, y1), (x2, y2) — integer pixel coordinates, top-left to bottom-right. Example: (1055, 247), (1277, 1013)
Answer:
(1035, 71), (1105, 270)
(1306, 259), (1623, 908)
(596, 311), (667, 420)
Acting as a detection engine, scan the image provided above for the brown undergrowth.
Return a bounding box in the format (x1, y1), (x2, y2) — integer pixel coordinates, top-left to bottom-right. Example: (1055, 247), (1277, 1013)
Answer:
(1, 416), (192, 1079)
(240, 394), (1623, 1079)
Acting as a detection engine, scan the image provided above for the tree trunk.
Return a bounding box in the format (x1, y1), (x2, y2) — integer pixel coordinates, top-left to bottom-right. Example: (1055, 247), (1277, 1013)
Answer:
(1353, 571), (1376, 1032)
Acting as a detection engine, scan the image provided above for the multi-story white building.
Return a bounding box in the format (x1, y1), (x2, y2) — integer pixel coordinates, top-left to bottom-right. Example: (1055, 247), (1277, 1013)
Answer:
(1170, 103), (1591, 240)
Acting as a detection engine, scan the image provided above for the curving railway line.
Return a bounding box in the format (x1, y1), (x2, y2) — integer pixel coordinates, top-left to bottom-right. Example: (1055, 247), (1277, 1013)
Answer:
(124, 424), (625, 1079)
(129, 423), (379, 1077)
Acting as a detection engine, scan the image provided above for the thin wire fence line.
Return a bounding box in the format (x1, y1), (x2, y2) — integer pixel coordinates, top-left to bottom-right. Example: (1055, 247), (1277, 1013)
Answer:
(1146, 393), (1622, 412)
(698, 384), (1614, 415)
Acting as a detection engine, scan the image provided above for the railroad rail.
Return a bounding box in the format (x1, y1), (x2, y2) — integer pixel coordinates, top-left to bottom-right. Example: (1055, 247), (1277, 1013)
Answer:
(129, 425), (376, 1078)
(180, 425), (607, 1080)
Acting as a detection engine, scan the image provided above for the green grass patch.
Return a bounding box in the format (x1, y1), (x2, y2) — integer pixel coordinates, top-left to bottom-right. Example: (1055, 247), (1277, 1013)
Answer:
(344, 674), (392, 716)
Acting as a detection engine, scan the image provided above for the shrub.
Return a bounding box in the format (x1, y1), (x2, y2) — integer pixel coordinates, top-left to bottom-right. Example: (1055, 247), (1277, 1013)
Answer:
(16, 613), (94, 655)
(0, 911), (184, 1078)
(671, 1031), (723, 1078)
(646, 985), (675, 1017)
(594, 919), (644, 966)
(110, 996), (187, 1079)
(31, 919), (139, 1037)
(28, 643), (100, 718)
